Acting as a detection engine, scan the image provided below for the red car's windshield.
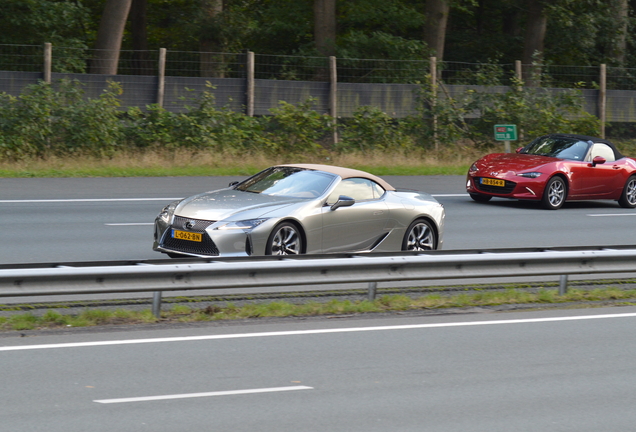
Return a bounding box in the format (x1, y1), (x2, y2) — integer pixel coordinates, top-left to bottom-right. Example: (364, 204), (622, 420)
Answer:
(522, 136), (591, 161)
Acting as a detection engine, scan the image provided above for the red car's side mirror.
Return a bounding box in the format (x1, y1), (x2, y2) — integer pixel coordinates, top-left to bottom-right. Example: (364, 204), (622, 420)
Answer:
(515, 147), (524, 153)
(591, 156), (606, 167)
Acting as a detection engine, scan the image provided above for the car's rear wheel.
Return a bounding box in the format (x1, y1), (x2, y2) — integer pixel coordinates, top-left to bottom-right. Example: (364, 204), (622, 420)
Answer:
(618, 175), (636, 208)
(470, 193), (492, 203)
(541, 176), (567, 210)
(266, 222), (303, 255)
(402, 219), (437, 251)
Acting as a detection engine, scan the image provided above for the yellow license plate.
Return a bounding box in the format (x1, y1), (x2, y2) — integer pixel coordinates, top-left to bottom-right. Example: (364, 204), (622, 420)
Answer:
(172, 229), (202, 242)
(481, 178), (505, 187)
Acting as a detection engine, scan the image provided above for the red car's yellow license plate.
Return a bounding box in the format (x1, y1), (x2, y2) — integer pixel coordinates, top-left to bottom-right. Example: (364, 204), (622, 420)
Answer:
(172, 229), (202, 242)
(481, 178), (505, 187)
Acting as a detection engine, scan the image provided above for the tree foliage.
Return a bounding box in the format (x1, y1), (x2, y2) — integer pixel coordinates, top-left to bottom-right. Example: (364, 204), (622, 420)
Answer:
(1, 0), (633, 68)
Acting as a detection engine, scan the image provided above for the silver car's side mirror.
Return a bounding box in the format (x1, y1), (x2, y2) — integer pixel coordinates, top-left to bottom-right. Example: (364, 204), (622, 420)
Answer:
(330, 195), (355, 211)
(228, 181), (239, 187)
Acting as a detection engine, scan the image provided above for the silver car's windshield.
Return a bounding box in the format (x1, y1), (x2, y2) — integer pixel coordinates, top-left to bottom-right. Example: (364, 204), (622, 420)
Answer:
(236, 167), (336, 198)
(522, 136), (591, 161)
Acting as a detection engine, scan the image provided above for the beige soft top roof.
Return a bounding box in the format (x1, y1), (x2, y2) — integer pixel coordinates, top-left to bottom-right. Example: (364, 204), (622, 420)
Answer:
(280, 163), (395, 191)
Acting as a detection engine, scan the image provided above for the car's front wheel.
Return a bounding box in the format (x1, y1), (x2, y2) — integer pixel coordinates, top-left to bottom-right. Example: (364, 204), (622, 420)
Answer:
(541, 176), (567, 210)
(618, 175), (636, 208)
(402, 219), (437, 251)
(266, 222), (303, 255)
(470, 193), (492, 203)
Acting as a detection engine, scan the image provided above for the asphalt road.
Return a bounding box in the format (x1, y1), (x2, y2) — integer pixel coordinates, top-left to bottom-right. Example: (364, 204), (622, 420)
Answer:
(2, 307), (636, 432)
(2, 177), (636, 431)
(2, 174), (636, 265)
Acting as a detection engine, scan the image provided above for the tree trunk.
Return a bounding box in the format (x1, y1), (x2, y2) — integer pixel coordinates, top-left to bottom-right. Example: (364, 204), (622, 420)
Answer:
(423, 0), (450, 61)
(610, 0), (629, 65)
(200, 0), (224, 78)
(314, 0), (336, 57)
(521, 0), (547, 86)
(313, 0), (336, 81)
(130, 0), (153, 75)
(91, 0), (133, 75)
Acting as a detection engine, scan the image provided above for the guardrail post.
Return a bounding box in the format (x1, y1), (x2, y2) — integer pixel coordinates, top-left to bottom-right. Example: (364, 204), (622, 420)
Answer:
(559, 275), (568, 295)
(368, 281), (377, 301)
(152, 291), (162, 318)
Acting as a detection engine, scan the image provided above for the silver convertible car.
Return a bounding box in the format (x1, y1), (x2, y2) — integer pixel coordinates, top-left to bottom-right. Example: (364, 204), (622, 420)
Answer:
(153, 164), (445, 257)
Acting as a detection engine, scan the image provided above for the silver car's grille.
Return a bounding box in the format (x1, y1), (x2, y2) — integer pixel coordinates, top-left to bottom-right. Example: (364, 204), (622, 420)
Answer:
(162, 216), (219, 256)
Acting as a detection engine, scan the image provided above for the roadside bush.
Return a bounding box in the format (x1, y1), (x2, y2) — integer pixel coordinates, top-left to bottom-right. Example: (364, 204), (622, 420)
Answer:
(470, 85), (601, 140)
(265, 98), (332, 156)
(0, 77), (604, 162)
(411, 76), (601, 150)
(125, 84), (272, 154)
(337, 105), (415, 153)
(0, 79), (124, 159)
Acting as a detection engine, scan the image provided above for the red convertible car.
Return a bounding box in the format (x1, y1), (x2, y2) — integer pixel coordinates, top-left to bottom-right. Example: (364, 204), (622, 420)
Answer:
(466, 134), (636, 209)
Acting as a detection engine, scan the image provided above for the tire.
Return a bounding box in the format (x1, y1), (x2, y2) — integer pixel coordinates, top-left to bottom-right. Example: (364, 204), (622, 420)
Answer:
(402, 219), (437, 251)
(618, 175), (636, 208)
(265, 222), (303, 255)
(470, 193), (492, 203)
(541, 176), (567, 210)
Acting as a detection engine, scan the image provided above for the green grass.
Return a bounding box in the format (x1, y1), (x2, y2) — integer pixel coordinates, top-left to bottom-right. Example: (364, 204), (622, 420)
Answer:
(2, 287), (636, 332)
(0, 149), (474, 178)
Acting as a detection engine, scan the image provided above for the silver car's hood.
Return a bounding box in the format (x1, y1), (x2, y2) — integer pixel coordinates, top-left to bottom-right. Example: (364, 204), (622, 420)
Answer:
(174, 188), (307, 221)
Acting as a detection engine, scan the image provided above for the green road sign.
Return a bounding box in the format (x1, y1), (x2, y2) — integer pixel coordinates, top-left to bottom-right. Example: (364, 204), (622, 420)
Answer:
(494, 124), (517, 141)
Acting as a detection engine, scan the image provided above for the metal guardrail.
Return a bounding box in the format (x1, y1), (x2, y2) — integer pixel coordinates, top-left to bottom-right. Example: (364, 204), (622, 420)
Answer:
(1, 245), (636, 317)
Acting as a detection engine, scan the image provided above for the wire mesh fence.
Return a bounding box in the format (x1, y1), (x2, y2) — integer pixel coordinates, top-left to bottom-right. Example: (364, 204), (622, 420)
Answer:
(3, 43), (636, 123)
(3, 42), (633, 89)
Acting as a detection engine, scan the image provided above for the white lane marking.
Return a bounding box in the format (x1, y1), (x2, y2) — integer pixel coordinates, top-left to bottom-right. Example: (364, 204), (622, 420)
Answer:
(105, 223), (154, 226)
(2, 312), (636, 352)
(432, 193), (468, 197)
(588, 213), (636, 217)
(94, 385), (313, 404)
(0, 198), (181, 203)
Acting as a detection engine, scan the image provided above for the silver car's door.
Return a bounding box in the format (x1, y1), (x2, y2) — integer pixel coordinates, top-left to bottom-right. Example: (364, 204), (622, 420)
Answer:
(320, 178), (389, 253)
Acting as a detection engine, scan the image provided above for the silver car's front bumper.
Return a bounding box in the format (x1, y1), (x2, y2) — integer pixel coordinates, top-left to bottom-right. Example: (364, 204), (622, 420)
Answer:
(153, 215), (280, 257)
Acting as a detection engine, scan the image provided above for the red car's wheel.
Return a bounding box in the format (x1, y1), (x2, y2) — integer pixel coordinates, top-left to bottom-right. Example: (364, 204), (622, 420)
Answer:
(618, 175), (636, 209)
(470, 193), (492, 203)
(541, 176), (567, 210)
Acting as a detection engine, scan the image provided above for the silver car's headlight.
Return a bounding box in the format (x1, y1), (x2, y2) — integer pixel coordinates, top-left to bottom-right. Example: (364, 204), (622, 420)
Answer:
(216, 218), (269, 231)
(158, 201), (180, 223)
(516, 172), (542, 178)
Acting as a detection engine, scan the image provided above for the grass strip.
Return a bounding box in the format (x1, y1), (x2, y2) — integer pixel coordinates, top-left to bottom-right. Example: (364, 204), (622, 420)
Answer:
(2, 287), (636, 332)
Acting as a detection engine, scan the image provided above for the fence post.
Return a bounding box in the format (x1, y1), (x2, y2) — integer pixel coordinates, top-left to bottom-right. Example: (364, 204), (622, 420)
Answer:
(329, 55), (338, 144)
(430, 56), (438, 151)
(157, 48), (166, 107)
(43, 42), (52, 83)
(246, 51), (254, 117)
(599, 63), (606, 139)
